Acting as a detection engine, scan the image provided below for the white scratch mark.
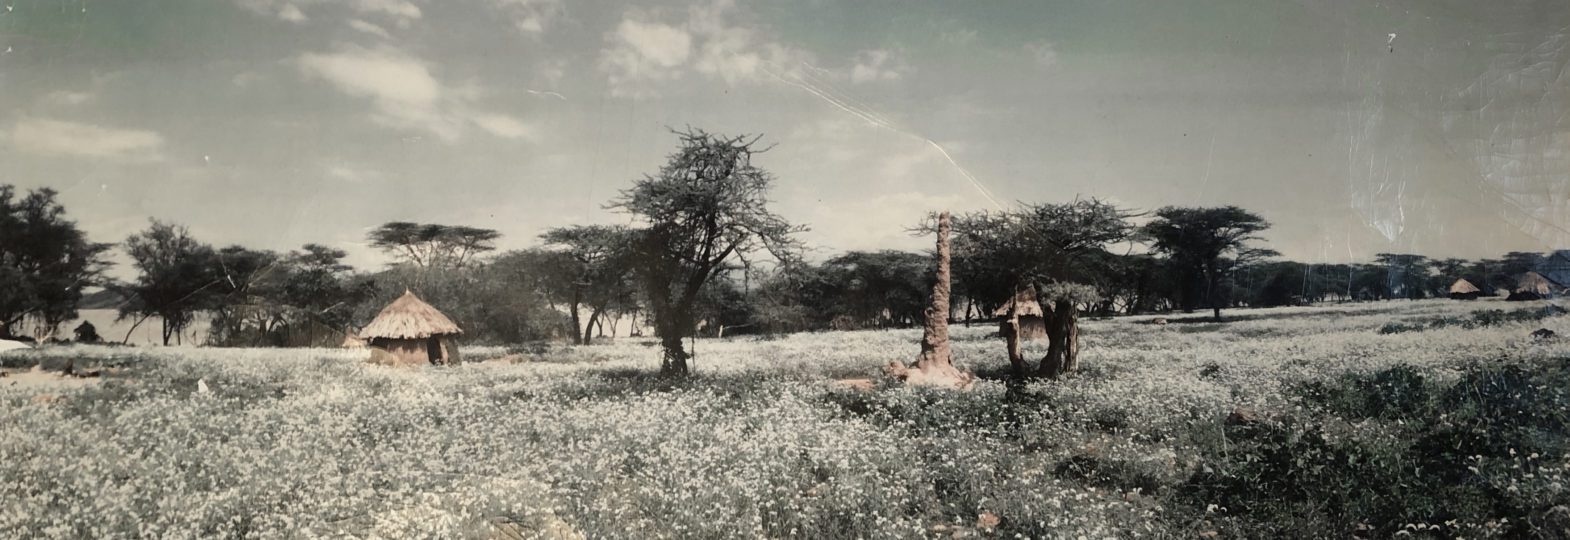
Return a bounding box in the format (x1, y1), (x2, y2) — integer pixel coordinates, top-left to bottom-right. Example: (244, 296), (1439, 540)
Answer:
(525, 89), (567, 101)
(763, 63), (1005, 211)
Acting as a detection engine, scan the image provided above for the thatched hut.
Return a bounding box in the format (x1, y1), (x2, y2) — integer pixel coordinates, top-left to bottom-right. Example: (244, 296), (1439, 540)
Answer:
(358, 291), (462, 366)
(993, 288), (1046, 340)
(1540, 250), (1570, 289)
(1448, 278), (1482, 300)
(1508, 272), (1561, 301)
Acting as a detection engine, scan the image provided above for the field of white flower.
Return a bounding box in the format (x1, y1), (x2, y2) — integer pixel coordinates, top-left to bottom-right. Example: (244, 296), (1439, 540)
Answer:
(4, 298), (1569, 539)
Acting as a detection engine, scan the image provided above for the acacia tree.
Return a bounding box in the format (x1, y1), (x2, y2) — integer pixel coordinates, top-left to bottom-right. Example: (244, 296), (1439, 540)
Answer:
(0, 185), (112, 339)
(813, 250), (930, 329)
(540, 225), (638, 345)
(1140, 206), (1275, 321)
(367, 222), (500, 269)
(279, 244), (359, 341)
(1374, 253), (1432, 299)
(206, 245), (282, 345)
(950, 199), (1134, 378)
(611, 129), (803, 376)
(118, 220), (220, 345)
(1022, 201), (1137, 377)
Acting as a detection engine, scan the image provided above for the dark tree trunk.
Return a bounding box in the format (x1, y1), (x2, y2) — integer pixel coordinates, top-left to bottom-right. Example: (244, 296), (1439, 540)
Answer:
(651, 301), (694, 376)
(659, 331), (688, 375)
(1206, 262), (1223, 321)
(1038, 299), (1080, 379)
(582, 306), (605, 345)
(122, 314), (150, 345)
(569, 290), (584, 345)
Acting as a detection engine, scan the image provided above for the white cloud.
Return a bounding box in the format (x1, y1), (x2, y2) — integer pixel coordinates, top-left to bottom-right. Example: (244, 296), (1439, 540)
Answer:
(325, 163), (383, 183)
(487, 0), (563, 35)
(348, 19), (390, 39)
(298, 47), (441, 107)
(42, 90), (93, 106)
(600, 19), (694, 98)
(599, 0), (813, 99)
(351, 0), (420, 24)
(6, 118), (165, 162)
(234, 0), (419, 26)
(296, 45), (530, 142)
(297, 46), (456, 138)
(278, 3), (307, 22)
(940, 27), (979, 46)
(232, 71), (264, 88)
(470, 113), (534, 140)
(849, 49), (909, 84)
(1024, 40), (1058, 68)
(618, 20), (693, 67)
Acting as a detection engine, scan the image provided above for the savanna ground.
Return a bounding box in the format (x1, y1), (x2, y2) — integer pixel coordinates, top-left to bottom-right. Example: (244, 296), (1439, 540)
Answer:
(4, 299), (1570, 539)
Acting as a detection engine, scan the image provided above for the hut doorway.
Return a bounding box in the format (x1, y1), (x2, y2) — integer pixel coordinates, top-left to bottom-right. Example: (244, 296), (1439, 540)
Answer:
(426, 337), (441, 364)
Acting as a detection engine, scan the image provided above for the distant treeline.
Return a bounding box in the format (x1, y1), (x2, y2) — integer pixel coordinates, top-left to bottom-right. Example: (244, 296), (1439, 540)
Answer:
(1, 144), (1562, 347)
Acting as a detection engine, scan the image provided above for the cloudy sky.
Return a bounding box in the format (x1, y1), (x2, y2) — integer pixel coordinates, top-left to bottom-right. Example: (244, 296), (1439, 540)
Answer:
(2, 0), (1568, 273)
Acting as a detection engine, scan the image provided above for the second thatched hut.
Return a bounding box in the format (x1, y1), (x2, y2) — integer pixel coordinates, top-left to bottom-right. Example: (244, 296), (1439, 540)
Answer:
(1448, 278), (1482, 300)
(994, 288), (1046, 340)
(359, 290), (463, 366)
(1509, 272), (1562, 301)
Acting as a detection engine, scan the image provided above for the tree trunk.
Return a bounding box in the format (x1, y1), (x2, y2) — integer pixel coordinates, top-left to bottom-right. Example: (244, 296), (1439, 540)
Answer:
(582, 306), (604, 345)
(1205, 263), (1223, 321)
(659, 332), (688, 376)
(1038, 299), (1080, 379)
(653, 304), (693, 376)
(569, 291), (584, 345)
(890, 212), (970, 388)
(122, 314), (150, 345)
(1003, 309), (1026, 377)
(1061, 304), (1081, 373)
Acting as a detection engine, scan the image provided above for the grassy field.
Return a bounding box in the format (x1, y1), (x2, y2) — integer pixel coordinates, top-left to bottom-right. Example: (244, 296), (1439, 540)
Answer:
(3, 299), (1570, 538)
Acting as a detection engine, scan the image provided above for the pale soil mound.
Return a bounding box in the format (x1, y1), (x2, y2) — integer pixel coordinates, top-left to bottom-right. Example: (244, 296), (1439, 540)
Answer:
(2, 366), (103, 391)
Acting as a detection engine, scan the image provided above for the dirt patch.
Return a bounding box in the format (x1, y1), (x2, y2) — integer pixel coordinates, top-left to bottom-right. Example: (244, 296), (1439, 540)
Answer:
(830, 378), (876, 391)
(3, 366), (104, 391)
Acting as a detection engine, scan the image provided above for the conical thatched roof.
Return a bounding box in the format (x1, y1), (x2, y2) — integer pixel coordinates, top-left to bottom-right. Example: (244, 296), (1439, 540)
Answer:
(1449, 278), (1481, 294)
(358, 291), (462, 340)
(992, 288), (1045, 318)
(1517, 272), (1557, 295)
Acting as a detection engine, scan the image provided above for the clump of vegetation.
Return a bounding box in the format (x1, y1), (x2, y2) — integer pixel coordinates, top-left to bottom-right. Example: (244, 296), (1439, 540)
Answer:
(1187, 361), (1570, 538)
(1378, 306), (1564, 334)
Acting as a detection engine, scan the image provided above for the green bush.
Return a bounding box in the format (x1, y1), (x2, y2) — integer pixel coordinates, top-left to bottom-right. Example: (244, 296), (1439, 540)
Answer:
(1184, 361), (1570, 538)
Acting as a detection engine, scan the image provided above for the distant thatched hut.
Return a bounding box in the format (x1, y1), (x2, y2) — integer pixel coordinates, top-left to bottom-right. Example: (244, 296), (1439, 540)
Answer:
(1448, 278), (1482, 300)
(1508, 272), (1561, 301)
(994, 289), (1046, 340)
(1539, 250), (1570, 289)
(358, 291), (462, 366)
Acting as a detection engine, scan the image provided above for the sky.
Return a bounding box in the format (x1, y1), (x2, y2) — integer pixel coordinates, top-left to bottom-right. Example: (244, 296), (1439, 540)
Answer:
(2, 0), (1568, 276)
